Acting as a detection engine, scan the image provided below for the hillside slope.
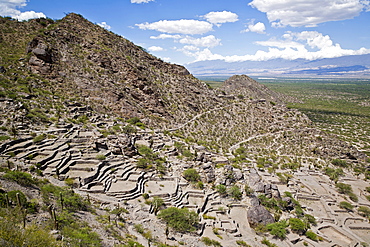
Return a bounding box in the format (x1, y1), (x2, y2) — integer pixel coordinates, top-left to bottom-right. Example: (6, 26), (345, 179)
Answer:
(0, 14), (369, 247)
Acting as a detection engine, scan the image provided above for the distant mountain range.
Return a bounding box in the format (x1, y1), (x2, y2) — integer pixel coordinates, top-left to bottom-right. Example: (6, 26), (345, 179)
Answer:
(186, 54), (370, 78)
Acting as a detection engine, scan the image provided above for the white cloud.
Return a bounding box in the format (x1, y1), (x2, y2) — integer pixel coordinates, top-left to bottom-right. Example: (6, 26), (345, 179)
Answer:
(97, 22), (111, 30)
(249, 0), (370, 27)
(148, 46), (165, 52)
(131, 0), (154, 3)
(179, 35), (221, 48)
(187, 31), (370, 62)
(150, 34), (182, 40)
(203, 11), (239, 26)
(243, 22), (266, 34)
(0, 0), (46, 21)
(136, 19), (213, 35)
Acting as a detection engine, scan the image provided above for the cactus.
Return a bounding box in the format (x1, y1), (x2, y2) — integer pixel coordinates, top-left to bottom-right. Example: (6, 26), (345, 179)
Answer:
(16, 192), (21, 207)
(5, 193), (9, 208)
(52, 208), (58, 230)
(60, 192), (64, 210)
(47, 205), (53, 218)
(22, 209), (27, 228)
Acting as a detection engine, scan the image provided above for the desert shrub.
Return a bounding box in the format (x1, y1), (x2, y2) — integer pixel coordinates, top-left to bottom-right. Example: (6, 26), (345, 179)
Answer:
(61, 221), (101, 246)
(3, 170), (37, 186)
(339, 201), (354, 211)
(358, 206), (370, 218)
(281, 162), (300, 171)
(0, 135), (10, 141)
(203, 214), (216, 220)
(201, 237), (221, 247)
(157, 207), (199, 232)
(228, 185), (242, 200)
(244, 184), (254, 196)
(150, 196), (164, 214)
(33, 133), (46, 143)
(261, 238), (278, 247)
(0, 190), (37, 212)
(366, 187), (370, 193)
(304, 214), (317, 226)
(137, 145), (154, 159)
(0, 216), (61, 247)
(136, 158), (151, 169)
(305, 230), (318, 241)
(289, 218), (307, 234)
(96, 154), (106, 160)
(126, 117), (145, 129)
(196, 181), (204, 189)
(335, 183), (352, 194)
(183, 168), (200, 182)
(236, 240), (252, 246)
(122, 124), (137, 134)
(348, 192), (358, 202)
(41, 184), (90, 212)
(331, 159), (348, 168)
(276, 172), (292, 184)
(324, 167), (344, 181)
(266, 220), (288, 239)
(258, 194), (279, 211)
(215, 184), (227, 196)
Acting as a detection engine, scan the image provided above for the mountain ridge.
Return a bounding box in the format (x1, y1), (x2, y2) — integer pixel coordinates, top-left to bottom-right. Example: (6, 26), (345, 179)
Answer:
(186, 54), (370, 77)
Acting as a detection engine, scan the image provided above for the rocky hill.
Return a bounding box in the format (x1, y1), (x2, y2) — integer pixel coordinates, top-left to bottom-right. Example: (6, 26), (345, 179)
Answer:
(0, 14), (370, 247)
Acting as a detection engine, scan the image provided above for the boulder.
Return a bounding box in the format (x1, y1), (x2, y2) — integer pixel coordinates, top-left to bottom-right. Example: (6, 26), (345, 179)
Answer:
(248, 168), (261, 188)
(247, 197), (274, 227)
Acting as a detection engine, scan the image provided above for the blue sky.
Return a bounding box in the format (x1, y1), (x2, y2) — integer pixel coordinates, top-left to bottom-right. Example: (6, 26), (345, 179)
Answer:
(1, 0), (370, 65)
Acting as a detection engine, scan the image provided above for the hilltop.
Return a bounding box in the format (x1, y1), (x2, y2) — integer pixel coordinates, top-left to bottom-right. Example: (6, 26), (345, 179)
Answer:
(0, 14), (369, 247)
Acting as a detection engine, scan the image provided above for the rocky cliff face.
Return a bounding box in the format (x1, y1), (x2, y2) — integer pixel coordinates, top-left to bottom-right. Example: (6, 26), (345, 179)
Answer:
(23, 13), (222, 127)
(0, 14), (369, 247)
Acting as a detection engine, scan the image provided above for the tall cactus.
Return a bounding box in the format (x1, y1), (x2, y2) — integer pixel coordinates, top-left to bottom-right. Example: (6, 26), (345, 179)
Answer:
(60, 192), (64, 210)
(5, 193), (9, 208)
(52, 208), (58, 230)
(16, 192), (21, 208)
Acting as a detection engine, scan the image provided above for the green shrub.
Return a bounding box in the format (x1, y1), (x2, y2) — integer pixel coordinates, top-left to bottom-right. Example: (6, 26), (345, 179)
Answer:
(96, 154), (106, 160)
(236, 240), (251, 247)
(0, 215), (61, 247)
(331, 159), (348, 168)
(183, 168), (200, 182)
(201, 237), (221, 247)
(348, 192), (358, 202)
(339, 201), (354, 211)
(335, 183), (352, 194)
(324, 167), (344, 181)
(215, 184), (227, 196)
(157, 207), (199, 232)
(3, 170), (37, 186)
(228, 185), (242, 200)
(126, 117), (145, 129)
(289, 218), (307, 234)
(122, 124), (137, 134)
(150, 196), (164, 214)
(358, 206), (370, 218)
(0, 135), (10, 141)
(33, 134), (46, 143)
(261, 238), (278, 247)
(304, 214), (317, 226)
(305, 230), (318, 241)
(266, 220), (288, 239)
(244, 184), (254, 196)
(196, 181), (204, 189)
(41, 184), (90, 212)
(203, 214), (216, 220)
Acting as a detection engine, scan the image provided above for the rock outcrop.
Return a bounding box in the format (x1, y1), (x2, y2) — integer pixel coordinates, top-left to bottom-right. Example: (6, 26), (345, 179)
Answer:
(247, 196), (275, 227)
